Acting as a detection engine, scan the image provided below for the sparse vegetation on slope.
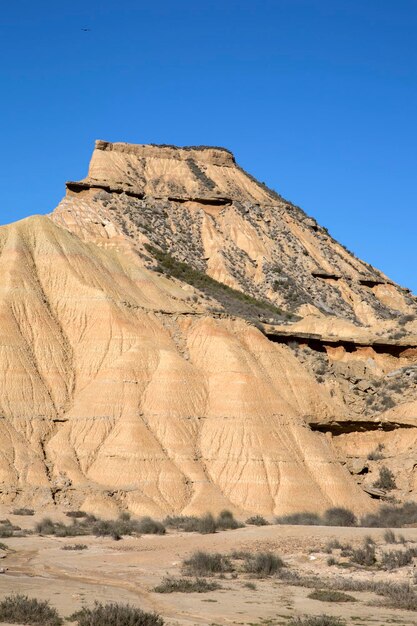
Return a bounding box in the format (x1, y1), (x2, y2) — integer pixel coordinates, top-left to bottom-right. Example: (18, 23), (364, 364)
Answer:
(145, 243), (289, 322)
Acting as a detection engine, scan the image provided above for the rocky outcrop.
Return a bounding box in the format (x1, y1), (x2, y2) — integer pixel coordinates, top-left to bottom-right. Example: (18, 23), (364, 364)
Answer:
(0, 140), (415, 515)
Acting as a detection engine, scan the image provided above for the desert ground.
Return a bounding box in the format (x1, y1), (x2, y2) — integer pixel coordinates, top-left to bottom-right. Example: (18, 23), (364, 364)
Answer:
(0, 509), (416, 626)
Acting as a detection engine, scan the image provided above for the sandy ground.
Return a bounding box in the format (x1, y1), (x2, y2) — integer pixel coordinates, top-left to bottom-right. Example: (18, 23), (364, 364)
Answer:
(0, 510), (416, 625)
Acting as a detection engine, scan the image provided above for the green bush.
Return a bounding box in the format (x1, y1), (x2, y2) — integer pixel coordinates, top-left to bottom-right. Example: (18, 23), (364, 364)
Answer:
(163, 515), (200, 531)
(361, 501), (417, 527)
(323, 508), (356, 527)
(0, 594), (62, 626)
(153, 577), (221, 593)
(164, 513), (218, 533)
(70, 601), (163, 626)
(377, 582), (417, 611)
(35, 514), (165, 540)
(276, 512), (321, 525)
(308, 589), (356, 602)
(136, 517), (166, 535)
(324, 539), (342, 553)
(216, 510), (243, 530)
(373, 466), (396, 491)
(245, 515), (269, 526)
(35, 517), (56, 535)
(383, 529), (396, 543)
(350, 539), (376, 566)
(182, 551), (233, 576)
(243, 551), (284, 577)
(197, 513), (217, 534)
(381, 548), (416, 570)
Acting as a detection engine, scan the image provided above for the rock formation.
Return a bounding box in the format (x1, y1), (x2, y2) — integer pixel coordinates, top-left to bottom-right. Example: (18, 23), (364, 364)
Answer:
(0, 140), (416, 516)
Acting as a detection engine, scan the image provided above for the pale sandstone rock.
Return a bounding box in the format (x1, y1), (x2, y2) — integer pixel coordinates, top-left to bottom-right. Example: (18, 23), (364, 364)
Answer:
(0, 141), (415, 515)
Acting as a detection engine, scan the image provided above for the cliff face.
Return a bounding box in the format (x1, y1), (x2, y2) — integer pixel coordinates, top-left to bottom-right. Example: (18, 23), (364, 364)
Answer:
(0, 141), (415, 516)
(54, 141), (416, 328)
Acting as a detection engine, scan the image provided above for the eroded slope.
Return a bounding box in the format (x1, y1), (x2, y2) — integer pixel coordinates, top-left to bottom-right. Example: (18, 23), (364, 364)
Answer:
(0, 214), (373, 515)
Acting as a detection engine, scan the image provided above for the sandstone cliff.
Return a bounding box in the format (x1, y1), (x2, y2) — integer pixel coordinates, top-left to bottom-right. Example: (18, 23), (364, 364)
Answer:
(0, 141), (415, 516)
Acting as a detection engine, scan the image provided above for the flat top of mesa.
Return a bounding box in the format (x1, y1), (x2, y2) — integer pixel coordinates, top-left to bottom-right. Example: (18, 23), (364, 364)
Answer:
(94, 139), (236, 165)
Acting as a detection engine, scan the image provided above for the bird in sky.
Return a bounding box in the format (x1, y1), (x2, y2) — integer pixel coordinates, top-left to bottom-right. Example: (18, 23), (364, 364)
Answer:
(81, 28), (91, 32)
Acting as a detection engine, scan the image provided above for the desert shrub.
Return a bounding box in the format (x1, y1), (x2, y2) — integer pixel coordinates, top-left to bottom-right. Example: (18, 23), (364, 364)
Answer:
(93, 520), (122, 540)
(288, 616), (346, 626)
(163, 515), (200, 531)
(37, 513), (165, 540)
(0, 527), (13, 538)
(182, 551), (233, 576)
(376, 581), (417, 611)
(153, 577), (221, 593)
(324, 539), (342, 553)
(245, 515), (269, 526)
(0, 594), (62, 626)
(243, 551), (284, 577)
(327, 557), (336, 566)
(323, 508), (357, 527)
(350, 539), (376, 566)
(70, 601), (163, 626)
(381, 548), (416, 570)
(230, 550), (251, 560)
(136, 517), (166, 535)
(383, 529), (396, 543)
(339, 543), (353, 557)
(373, 466), (396, 491)
(308, 589), (356, 602)
(278, 508), (357, 527)
(276, 512), (321, 525)
(216, 510), (243, 530)
(361, 501), (417, 527)
(65, 511), (87, 519)
(197, 513), (217, 534)
(62, 544), (88, 551)
(12, 508), (34, 516)
(35, 517), (56, 535)
(163, 513), (220, 534)
(367, 443), (385, 461)
(242, 581), (257, 590)
(0, 542), (9, 551)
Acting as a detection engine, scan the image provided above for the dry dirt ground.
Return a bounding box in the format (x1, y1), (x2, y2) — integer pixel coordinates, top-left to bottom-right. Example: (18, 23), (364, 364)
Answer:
(0, 510), (416, 626)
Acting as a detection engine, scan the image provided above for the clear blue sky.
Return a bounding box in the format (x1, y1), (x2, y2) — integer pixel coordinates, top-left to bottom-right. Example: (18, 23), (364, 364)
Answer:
(1, 0), (416, 292)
